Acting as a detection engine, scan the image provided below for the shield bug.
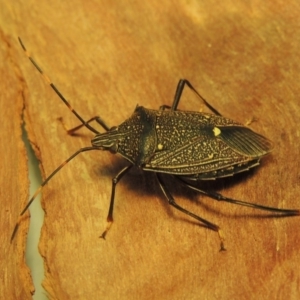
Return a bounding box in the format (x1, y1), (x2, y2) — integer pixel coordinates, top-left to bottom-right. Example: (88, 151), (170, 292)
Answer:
(12, 37), (299, 251)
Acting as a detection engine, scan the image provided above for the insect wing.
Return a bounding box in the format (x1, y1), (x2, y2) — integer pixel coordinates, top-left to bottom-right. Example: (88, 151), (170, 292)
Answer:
(217, 126), (273, 157)
(143, 110), (273, 177)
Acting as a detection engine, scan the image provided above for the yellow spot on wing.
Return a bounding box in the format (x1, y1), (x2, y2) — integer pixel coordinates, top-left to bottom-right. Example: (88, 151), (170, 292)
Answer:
(213, 127), (221, 136)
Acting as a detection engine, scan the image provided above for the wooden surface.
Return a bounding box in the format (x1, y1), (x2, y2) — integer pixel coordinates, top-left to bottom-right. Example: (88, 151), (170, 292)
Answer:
(1, 1), (300, 299)
(0, 28), (33, 299)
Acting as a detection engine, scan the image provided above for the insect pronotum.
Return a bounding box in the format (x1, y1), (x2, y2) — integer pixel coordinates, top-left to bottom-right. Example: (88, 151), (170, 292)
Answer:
(12, 37), (299, 251)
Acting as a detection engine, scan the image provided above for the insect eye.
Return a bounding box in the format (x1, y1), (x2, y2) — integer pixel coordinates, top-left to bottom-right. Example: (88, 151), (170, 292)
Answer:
(109, 142), (119, 154)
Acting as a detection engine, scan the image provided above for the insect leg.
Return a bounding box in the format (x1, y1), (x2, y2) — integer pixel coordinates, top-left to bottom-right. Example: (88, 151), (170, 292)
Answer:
(10, 146), (102, 242)
(18, 37), (101, 134)
(156, 173), (226, 251)
(100, 165), (133, 239)
(176, 177), (300, 215)
(58, 115), (110, 135)
(171, 79), (222, 115)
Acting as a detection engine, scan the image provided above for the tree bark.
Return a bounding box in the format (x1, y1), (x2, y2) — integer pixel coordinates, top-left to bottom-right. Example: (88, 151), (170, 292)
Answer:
(1, 1), (300, 299)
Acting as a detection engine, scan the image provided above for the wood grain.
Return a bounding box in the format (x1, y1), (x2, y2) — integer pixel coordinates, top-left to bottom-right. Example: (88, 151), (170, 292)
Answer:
(1, 1), (300, 299)
(0, 31), (32, 298)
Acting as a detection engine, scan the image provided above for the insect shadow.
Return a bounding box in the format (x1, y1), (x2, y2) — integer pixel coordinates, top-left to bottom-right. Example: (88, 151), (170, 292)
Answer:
(11, 37), (299, 251)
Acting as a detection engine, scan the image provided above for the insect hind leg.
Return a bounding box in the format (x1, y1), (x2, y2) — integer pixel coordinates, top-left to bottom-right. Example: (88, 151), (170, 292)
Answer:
(156, 173), (226, 251)
(175, 176), (300, 216)
(168, 79), (222, 115)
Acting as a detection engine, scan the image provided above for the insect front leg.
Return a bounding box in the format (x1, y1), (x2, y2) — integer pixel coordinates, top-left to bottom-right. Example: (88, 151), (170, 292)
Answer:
(169, 79), (222, 115)
(100, 165), (133, 239)
(156, 173), (226, 251)
(58, 115), (110, 135)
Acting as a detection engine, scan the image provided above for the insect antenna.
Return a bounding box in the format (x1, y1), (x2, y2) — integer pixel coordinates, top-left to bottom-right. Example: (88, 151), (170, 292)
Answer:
(11, 146), (102, 242)
(18, 37), (107, 134)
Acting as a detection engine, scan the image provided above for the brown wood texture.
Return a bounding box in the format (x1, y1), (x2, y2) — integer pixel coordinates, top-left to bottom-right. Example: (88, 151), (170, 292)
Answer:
(1, 1), (300, 299)
(0, 31), (33, 298)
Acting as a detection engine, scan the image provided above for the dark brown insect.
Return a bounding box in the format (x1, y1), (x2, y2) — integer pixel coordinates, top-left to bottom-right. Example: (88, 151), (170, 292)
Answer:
(12, 37), (299, 250)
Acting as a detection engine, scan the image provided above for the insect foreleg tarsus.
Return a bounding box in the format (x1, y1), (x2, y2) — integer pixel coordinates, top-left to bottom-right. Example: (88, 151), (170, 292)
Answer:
(156, 173), (226, 251)
(100, 165), (133, 239)
(175, 177), (300, 216)
(58, 115), (110, 135)
(170, 79), (222, 115)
